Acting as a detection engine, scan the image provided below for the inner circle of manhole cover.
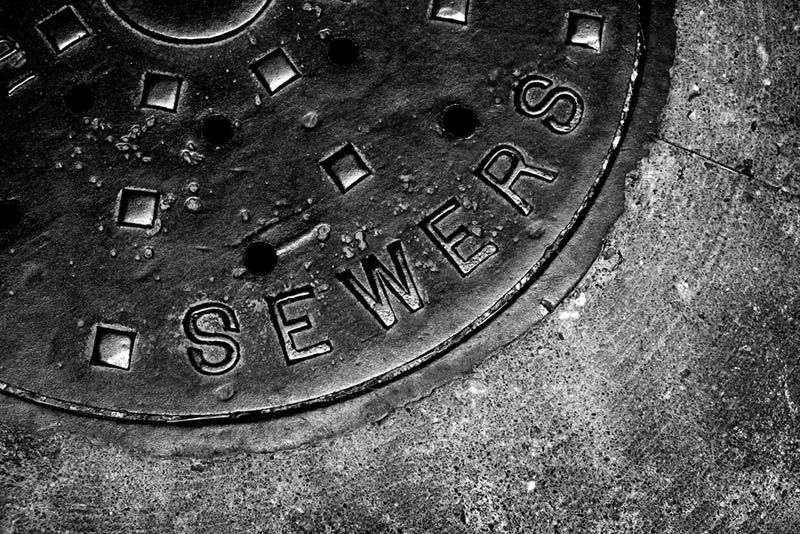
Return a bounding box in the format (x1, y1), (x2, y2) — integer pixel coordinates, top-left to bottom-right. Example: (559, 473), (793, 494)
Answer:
(0, 0), (675, 440)
(105, 0), (273, 44)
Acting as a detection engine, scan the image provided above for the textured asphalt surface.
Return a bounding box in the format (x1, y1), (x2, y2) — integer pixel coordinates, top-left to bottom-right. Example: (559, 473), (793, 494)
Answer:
(2, 1), (800, 532)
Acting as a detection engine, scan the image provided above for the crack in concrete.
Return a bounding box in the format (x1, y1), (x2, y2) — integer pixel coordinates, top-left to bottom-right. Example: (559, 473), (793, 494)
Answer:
(650, 134), (800, 202)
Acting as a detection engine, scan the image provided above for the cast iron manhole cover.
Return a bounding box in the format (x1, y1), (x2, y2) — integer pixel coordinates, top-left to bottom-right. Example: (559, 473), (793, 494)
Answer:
(0, 0), (674, 439)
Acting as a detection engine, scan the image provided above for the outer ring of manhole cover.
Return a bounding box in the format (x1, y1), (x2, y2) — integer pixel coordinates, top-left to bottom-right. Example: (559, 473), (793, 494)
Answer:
(0, 0), (675, 452)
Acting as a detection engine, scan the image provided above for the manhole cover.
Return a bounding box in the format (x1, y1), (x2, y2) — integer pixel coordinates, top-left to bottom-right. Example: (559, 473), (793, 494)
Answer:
(0, 0), (674, 445)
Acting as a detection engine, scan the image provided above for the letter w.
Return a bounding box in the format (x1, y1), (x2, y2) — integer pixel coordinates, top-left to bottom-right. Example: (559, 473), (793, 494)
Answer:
(336, 241), (423, 329)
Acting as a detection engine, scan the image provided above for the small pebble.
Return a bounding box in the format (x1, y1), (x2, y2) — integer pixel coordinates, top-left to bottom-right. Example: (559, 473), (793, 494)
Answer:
(214, 383), (236, 402)
(301, 111), (320, 129)
(184, 197), (203, 213)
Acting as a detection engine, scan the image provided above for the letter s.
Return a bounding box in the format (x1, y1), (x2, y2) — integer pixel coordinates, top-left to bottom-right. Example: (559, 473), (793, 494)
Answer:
(182, 303), (241, 375)
(514, 74), (585, 135)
